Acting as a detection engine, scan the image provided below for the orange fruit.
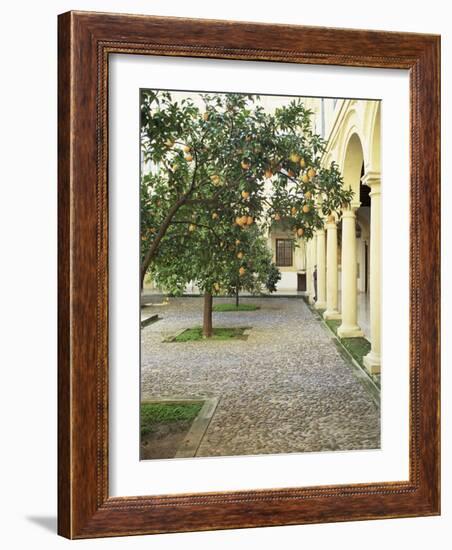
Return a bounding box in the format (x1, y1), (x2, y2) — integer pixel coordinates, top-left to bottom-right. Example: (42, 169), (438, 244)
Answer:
(246, 216), (253, 225)
(241, 191), (250, 200)
(307, 168), (317, 179)
(183, 145), (191, 153)
(241, 160), (251, 170)
(185, 154), (193, 162)
(299, 158), (306, 168)
(290, 152), (300, 163)
(239, 267), (246, 276)
(301, 174), (309, 184)
(302, 205), (310, 213)
(291, 206), (297, 216)
(212, 213), (218, 220)
(274, 213), (281, 221)
(188, 223), (196, 232)
(237, 251), (244, 259)
(264, 169), (273, 179)
(304, 191), (312, 200)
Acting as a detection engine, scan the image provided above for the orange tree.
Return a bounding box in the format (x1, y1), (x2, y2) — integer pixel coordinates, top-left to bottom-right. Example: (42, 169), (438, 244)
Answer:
(141, 90), (352, 336)
(219, 225), (280, 308)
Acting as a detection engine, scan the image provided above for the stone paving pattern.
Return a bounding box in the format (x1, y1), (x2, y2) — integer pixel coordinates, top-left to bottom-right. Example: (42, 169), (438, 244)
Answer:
(141, 297), (380, 457)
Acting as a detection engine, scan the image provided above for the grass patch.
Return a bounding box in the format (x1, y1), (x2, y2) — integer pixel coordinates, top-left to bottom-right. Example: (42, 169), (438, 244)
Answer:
(140, 401), (203, 436)
(340, 337), (371, 367)
(213, 303), (260, 312)
(325, 319), (341, 334)
(173, 327), (247, 342)
(324, 318), (370, 367)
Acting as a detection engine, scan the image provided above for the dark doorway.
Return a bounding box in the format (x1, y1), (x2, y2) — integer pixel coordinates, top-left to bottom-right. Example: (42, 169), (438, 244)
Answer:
(297, 273), (306, 292)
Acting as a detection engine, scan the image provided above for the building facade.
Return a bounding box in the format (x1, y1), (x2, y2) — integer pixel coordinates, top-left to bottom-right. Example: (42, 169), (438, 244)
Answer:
(269, 98), (381, 375)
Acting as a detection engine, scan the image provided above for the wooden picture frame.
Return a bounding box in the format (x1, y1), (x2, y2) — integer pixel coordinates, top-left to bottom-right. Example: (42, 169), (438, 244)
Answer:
(58, 10), (440, 538)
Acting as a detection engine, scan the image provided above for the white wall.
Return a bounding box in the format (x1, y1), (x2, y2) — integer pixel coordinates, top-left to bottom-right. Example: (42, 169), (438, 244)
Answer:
(0, 1), (450, 549)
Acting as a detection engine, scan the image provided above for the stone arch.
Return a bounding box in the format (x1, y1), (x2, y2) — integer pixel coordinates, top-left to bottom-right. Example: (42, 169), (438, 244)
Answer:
(369, 103), (381, 172)
(342, 132), (365, 200)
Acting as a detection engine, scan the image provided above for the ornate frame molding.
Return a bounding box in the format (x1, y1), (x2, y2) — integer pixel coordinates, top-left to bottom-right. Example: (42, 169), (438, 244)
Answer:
(58, 11), (440, 538)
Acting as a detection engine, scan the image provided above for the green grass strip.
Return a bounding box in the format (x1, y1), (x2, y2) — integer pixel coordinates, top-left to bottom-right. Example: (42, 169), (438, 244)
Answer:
(213, 304), (259, 312)
(140, 401), (203, 436)
(174, 327), (246, 342)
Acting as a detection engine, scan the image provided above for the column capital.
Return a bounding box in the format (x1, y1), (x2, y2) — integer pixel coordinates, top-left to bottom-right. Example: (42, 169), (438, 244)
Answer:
(361, 170), (381, 192)
(325, 213), (338, 228)
(341, 202), (360, 218)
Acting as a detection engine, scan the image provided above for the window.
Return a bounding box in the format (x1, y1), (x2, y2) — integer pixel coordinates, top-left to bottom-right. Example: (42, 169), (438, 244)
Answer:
(276, 239), (293, 267)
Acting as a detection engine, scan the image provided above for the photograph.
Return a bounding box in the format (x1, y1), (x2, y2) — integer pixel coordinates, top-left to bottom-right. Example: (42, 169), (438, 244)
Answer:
(139, 89), (381, 460)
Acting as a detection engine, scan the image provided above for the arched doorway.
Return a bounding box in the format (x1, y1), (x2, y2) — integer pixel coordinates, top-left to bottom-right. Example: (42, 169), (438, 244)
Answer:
(337, 132), (366, 338)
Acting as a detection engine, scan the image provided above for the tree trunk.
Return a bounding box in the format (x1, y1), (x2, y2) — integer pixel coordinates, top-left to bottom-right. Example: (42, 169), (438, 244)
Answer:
(203, 292), (213, 338)
(235, 286), (240, 308)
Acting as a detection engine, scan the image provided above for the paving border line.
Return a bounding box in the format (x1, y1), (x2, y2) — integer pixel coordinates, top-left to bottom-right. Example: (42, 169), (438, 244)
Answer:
(140, 314), (159, 328)
(320, 320), (381, 408)
(175, 397), (220, 458)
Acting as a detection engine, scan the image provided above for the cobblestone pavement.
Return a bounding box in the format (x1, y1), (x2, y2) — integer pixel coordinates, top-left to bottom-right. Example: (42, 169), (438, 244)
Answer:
(141, 297), (380, 457)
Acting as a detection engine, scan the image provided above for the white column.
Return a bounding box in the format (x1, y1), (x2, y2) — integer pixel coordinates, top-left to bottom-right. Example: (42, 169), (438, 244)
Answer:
(363, 173), (381, 374)
(323, 215), (340, 320)
(337, 203), (363, 337)
(306, 239), (313, 299)
(308, 234), (317, 304)
(315, 228), (326, 309)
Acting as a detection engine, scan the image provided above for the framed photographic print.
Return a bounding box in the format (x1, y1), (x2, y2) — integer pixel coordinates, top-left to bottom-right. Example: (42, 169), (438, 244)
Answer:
(58, 11), (440, 538)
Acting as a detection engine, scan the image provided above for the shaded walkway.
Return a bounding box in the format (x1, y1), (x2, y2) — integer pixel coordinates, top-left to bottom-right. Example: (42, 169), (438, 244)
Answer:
(141, 297), (380, 457)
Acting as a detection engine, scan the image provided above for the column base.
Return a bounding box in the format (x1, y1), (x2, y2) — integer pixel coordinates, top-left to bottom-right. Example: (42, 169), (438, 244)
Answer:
(314, 301), (326, 310)
(323, 310), (341, 320)
(363, 351), (381, 375)
(337, 324), (364, 338)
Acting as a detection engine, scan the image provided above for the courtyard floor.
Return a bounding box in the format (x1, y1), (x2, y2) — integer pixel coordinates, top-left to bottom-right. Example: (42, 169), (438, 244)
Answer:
(141, 296), (380, 458)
